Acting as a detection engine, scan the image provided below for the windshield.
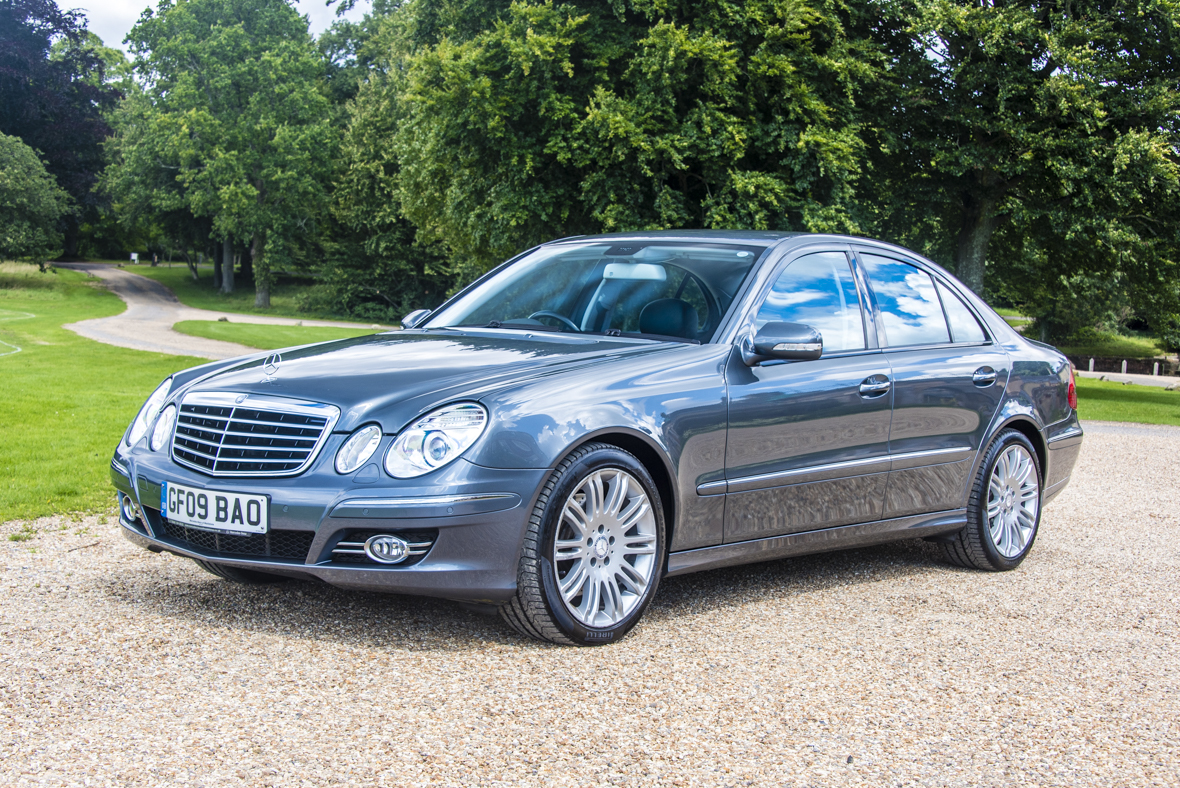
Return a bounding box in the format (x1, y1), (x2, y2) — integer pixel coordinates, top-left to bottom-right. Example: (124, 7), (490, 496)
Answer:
(426, 242), (765, 342)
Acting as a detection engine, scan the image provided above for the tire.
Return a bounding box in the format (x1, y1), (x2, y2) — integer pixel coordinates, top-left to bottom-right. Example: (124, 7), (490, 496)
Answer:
(500, 442), (666, 645)
(941, 429), (1042, 571)
(193, 559), (290, 584)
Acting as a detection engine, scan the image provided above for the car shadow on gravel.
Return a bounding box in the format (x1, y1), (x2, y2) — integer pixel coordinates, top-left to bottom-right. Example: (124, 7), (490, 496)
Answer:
(103, 538), (953, 651)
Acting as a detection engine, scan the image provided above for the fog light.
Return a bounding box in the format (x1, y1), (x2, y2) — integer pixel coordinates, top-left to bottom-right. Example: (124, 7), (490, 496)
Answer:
(364, 534), (409, 564)
(121, 494), (141, 524)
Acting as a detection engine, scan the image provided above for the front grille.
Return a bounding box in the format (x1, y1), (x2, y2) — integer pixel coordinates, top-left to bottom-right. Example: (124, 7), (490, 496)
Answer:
(329, 529), (437, 566)
(159, 517), (314, 560)
(171, 392), (339, 476)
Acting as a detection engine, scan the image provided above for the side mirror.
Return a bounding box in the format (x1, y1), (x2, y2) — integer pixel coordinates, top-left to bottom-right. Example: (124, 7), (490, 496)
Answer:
(401, 309), (431, 329)
(741, 321), (823, 366)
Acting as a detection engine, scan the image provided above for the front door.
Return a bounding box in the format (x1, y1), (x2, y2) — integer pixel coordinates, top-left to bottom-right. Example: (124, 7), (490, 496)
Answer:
(855, 251), (1009, 518)
(724, 250), (893, 542)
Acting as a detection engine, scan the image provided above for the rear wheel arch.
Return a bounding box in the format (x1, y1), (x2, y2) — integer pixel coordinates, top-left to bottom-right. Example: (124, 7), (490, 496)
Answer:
(994, 416), (1047, 481)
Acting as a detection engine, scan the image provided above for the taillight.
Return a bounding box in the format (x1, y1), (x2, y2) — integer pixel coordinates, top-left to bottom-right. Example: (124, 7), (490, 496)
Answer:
(1067, 366), (1077, 410)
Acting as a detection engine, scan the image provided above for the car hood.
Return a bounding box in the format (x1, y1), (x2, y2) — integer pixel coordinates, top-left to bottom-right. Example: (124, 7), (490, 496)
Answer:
(178, 329), (669, 432)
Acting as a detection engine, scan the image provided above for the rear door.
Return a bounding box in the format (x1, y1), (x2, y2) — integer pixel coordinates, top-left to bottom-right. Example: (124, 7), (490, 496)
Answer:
(854, 250), (1009, 518)
(723, 249), (893, 542)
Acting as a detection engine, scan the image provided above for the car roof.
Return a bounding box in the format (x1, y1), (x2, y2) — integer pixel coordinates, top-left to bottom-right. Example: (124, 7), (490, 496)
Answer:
(544, 230), (806, 245)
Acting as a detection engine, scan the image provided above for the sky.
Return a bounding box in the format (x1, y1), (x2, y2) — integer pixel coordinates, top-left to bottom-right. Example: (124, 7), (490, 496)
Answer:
(67, 0), (372, 54)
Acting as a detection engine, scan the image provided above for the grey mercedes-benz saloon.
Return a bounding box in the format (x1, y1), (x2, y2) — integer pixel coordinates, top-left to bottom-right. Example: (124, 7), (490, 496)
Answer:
(111, 232), (1082, 645)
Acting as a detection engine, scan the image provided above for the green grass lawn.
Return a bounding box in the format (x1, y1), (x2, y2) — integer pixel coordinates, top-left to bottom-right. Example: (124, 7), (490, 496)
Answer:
(1076, 377), (1180, 426)
(173, 320), (378, 350)
(1057, 333), (1165, 359)
(991, 307), (1033, 329)
(87, 260), (348, 321)
(0, 263), (205, 522)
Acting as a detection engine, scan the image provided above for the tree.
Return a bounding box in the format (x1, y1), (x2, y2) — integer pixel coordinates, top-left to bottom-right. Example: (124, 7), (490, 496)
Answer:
(111, 0), (339, 306)
(368, 0), (888, 279)
(0, 132), (71, 267)
(0, 0), (120, 256)
(864, 0), (1180, 326)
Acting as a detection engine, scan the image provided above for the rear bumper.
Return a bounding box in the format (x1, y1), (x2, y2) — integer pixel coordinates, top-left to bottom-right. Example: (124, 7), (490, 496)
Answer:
(1044, 416), (1083, 505)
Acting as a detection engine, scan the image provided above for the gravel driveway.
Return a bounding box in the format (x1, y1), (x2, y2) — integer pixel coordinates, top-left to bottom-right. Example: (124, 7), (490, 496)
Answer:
(59, 264), (384, 360)
(1, 422), (1175, 786)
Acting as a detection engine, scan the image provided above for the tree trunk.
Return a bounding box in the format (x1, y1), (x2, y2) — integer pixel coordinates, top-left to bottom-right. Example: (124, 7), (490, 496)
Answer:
(184, 250), (199, 281)
(220, 237), (234, 294)
(252, 231), (270, 308)
(954, 188), (1000, 295)
(211, 246), (222, 290)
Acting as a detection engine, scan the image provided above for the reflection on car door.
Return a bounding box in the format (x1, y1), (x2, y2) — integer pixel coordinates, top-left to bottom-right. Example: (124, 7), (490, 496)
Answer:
(856, 251), (1009, 518)
(723, 250), (893, 542)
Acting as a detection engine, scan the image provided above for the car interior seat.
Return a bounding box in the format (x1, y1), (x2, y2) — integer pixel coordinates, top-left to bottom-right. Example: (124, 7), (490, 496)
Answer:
(639, 298), (699, 340)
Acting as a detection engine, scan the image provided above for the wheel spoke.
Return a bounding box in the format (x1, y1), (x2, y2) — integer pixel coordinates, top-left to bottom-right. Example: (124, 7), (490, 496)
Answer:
(577, 571), (599, 615)
(563, 498), (591, 535)
(616, 561), (646, 595)
(600, 579), (622, 621)
(587, 474), (605, 519)
(622, 539), (656, 556)
(559, 561), (588, 601)
(555, 538), (587, 559)
(618, 499), (651, 533)
(605, 471), (629, 516)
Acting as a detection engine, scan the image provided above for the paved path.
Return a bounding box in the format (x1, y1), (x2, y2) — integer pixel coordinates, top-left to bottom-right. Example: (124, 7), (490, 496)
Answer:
(59, 263), (387, 360)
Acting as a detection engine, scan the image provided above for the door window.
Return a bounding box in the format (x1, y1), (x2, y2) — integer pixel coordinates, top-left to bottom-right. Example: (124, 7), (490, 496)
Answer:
(937, 281), (987, 343)
(754, 252), (866, 352)
(860, 255), (950, 347)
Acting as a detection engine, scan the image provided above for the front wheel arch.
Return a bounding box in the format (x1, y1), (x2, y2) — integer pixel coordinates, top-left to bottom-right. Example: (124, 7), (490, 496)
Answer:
(561, 429), (677, 555)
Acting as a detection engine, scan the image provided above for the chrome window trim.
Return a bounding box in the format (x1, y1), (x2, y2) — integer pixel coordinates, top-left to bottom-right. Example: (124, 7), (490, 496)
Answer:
(171, 391), (340, 478)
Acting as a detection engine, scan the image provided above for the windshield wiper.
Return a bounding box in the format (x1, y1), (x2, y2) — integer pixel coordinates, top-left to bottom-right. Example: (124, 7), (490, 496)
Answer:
(482, 321), (561, 332)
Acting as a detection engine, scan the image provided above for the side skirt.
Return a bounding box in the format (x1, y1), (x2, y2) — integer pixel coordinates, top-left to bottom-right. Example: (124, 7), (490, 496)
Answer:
(665, 509), (966, 578)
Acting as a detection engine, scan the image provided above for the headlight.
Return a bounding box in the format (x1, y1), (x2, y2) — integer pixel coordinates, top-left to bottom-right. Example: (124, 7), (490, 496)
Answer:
(150, 404), (177, 451)
(384, 403), (488, 478)
(335, 424), (383, 474)
(126, 377), (173, 447)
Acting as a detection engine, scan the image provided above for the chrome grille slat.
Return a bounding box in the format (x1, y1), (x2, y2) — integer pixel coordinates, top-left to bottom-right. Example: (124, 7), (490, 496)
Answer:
(171, 393), (339, 477)
(173, 442), (220, 460)
(174, 433), (224, 450)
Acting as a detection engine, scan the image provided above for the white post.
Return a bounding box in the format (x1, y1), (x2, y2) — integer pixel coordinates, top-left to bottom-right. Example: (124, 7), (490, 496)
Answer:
(1154, 361), (1159, 376)
(1089, 358), (1095, 372)
(1121, 360), (1128, 374)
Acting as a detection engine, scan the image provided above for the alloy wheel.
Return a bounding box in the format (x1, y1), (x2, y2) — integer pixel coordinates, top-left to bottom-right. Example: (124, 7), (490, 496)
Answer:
(986, 444), (1040, 559)
(552, 468), (658, 628)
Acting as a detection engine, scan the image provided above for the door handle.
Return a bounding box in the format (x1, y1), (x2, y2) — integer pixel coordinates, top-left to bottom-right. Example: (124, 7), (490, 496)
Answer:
(972, 367), (997, 387)
(859, 375), (891, 397)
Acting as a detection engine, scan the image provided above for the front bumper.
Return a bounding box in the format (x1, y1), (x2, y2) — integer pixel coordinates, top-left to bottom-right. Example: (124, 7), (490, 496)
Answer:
(111, 450), (544, 604)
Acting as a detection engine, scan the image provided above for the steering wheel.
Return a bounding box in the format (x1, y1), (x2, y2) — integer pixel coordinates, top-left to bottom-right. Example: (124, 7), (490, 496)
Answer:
(528, 310), (580, 332)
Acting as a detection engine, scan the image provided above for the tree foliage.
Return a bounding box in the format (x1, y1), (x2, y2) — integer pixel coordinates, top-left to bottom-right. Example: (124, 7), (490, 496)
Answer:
(865, 0), (1180, 341)
(0, 132), (71, 266)
(105, 0), (339, 306)
(0, 0), (120, 255)
(371, 0), (887, 279)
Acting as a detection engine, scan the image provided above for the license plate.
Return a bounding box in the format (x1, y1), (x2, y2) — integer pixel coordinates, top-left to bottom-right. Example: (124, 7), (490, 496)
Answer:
(161, 481), (268, 534)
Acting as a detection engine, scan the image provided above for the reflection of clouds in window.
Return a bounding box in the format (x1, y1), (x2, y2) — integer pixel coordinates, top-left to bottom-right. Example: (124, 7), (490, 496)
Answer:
(862, 256), (950, 346)
(937, 281), (986, 343)
(755, 253), (865, 352)
(763, 288), (829, 309)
